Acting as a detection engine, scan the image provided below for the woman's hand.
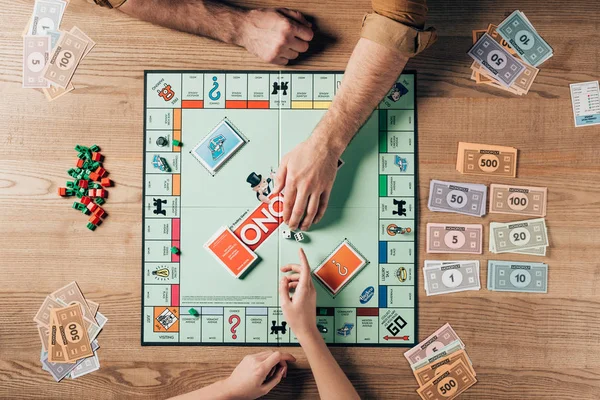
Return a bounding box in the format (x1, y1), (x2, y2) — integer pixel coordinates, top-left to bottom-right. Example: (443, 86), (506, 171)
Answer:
(279, 248), (319, 342)
(224, 350), (296, 399)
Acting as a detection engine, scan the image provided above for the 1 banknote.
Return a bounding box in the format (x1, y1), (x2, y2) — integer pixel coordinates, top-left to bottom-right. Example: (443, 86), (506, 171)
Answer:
(413, 349), (476, 386)
(43, 31), (88, 88)
(489, 184), (547, 217)
(404, 323), (465, 366)
(416, 359), (477, 400)
(489, 218), (549, 253)
(424, 261), (481, 296)
(456, 142), (518, 178)
(428, 180), (487, 217)
(23, 35), (50, 88)
(426, 223), (483, 254)
(27, 0), (65, 36)
(488, 260), (548, 293)
(467, 33), (525, 87)
(497, 10), (553, 67)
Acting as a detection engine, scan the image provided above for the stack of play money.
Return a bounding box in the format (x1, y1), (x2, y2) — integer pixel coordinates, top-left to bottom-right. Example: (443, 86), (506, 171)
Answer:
(22, 0), (95, 101)
(424, 261), (481, 296)
(404, 324), (477, 399)
(33, 282), (107, 382)
(426, 223), (483, 254)
(489, 218), (549, 256)
(489, 184), (547, 217)
(456, 142), (518, 178)
(487, 260), (548, 293)
(468, 10), (552, 95)
(428, 180), (487, 217)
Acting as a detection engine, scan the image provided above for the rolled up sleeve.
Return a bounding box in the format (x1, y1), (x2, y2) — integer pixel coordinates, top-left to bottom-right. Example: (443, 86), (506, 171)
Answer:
(88, 0), (128, 8)
(361, 0), (437, 57)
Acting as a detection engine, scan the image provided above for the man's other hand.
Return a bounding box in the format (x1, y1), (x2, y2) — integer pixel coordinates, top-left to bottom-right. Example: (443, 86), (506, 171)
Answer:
(239, 8), (313, 65)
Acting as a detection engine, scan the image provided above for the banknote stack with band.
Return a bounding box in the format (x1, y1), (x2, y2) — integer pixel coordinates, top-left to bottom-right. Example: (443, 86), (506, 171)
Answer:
(468, 10), (553, 95)
(22, 0), (95, 101)
(404, 324), (477, 400)
(33, 282), (107, 382)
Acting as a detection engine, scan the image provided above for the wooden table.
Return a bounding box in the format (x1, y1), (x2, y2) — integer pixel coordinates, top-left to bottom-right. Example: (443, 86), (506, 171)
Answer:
(1, 0), (599, 398)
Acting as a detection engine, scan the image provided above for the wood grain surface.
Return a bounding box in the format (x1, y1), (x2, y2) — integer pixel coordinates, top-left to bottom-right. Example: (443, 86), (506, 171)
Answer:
(1, 0), (599, 398)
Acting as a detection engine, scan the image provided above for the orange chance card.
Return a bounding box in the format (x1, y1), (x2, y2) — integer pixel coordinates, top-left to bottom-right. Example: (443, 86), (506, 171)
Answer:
(205, 226), (258, 278)
(313, 239), (368, 296)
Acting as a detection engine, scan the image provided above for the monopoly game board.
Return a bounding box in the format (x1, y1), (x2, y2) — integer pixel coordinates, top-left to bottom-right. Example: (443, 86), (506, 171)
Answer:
(142, 70), (418, 346)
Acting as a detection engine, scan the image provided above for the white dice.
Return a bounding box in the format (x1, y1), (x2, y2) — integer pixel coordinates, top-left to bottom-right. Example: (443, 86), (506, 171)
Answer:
(282, 230), (292, 239)
(294, 232), (305, 242)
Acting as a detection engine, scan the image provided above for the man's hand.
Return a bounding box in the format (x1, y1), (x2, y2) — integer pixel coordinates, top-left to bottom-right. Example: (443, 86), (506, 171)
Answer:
(275, 135), (341, 231)
(238, 8), (314, 65)
(279, 248), (319, 342)
(224, 351), (296, 399)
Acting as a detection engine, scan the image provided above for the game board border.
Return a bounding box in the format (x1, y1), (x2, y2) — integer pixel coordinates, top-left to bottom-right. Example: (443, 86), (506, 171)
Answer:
(141, 70), (419, 347)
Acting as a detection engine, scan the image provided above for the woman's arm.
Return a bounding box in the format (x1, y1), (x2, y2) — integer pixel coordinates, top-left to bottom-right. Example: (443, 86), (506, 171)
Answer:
(279, 249), (360, 400)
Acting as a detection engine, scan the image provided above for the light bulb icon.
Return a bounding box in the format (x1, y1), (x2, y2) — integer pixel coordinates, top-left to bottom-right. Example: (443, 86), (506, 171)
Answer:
(152, 268), (170, 278)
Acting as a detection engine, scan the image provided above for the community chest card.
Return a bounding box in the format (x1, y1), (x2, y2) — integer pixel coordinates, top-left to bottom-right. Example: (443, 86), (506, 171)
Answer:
(312, 239), (368, 296)
(204, 226), (258, 278)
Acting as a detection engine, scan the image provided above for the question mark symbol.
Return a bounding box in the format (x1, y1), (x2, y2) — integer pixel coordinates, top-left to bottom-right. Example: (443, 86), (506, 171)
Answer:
(332, 259), (348, 276)
(209, 76), (221, 101)
(229, 314), (241, 339)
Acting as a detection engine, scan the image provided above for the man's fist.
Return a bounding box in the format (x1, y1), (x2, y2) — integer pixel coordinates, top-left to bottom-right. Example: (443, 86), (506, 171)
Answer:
(239, 8), (314, 65)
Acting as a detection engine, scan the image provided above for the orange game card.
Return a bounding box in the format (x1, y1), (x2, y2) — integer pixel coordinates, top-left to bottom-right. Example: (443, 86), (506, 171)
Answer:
(205, 226), (258, 278)
(312, 239), (368, 296)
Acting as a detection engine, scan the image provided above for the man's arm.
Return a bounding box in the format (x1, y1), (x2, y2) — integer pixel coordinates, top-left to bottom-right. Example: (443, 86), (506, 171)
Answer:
(116, 0), (313, 65)
(277, 39), (409, 230)
(277, 0), (436, 231)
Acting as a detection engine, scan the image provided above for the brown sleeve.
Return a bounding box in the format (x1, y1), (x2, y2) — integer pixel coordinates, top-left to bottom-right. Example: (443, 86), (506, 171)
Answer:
(88, 0), (128, 8)
(360, 0), (437, 57)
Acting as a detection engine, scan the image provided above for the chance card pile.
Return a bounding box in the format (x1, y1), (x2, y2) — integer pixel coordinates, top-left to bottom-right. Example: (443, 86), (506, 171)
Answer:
(312, 239), (369, 296)
(204, 226), (258, 278)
